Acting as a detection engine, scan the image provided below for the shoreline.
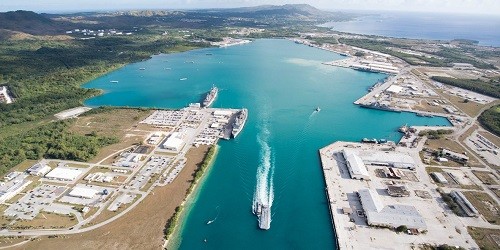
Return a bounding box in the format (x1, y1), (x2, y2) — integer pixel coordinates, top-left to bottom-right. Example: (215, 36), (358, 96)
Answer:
(165, 145), (220, 249)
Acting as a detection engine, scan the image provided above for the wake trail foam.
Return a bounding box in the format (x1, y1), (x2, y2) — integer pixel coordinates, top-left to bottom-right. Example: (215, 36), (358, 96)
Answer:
(252, 121), (274, 222)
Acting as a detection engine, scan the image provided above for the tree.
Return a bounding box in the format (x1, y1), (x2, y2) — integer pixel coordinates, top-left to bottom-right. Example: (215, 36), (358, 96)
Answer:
(396, 225), (408, 232)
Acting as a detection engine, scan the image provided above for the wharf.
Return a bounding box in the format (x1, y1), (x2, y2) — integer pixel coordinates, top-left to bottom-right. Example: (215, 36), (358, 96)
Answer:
(319, 141), (478, 249)
(319, 142), (356, 250)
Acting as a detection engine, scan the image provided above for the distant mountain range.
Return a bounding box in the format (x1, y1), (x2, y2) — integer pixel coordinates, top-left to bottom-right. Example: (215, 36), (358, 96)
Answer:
(0, 4), (349, 36)
(0, 10), (74, 35)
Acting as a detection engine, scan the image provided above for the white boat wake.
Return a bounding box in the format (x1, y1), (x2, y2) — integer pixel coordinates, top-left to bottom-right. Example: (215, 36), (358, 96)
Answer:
(252, 124), (274, 229)
(206, 206), (219, 225)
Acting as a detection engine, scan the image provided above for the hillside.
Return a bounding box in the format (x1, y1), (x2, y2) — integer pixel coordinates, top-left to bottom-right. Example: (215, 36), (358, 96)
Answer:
(0, 10), (74, 35)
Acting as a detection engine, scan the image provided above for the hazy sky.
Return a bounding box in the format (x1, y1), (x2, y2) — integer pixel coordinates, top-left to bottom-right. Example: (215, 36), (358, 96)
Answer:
(0, 0), (498, 15)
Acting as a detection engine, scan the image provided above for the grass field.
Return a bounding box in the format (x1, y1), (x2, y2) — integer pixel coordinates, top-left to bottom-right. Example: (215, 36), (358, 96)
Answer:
(68, 108), (154, 164)
(439, 91), (489, 118)
(472, 171), (498, 185)
(424, 137), (482, 167)
(467, 227), (500, 250)
(12, 212), (77, 230)
(463, 191), (500, 225)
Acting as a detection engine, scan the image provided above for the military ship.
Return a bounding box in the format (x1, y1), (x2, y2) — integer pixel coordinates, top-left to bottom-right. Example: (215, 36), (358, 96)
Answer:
(202, 86), (218, 107)
(231, 108), (247, 138)
(359, 102), (401, 113)
(253, 202), (271, 230)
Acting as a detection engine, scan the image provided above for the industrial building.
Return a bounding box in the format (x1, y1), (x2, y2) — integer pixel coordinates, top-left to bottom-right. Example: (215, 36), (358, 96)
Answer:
(357, 189), (427, 230)
(68, 186), (100, 199)
(26, 163), (51, 176)
(431, 172), (448, 184)
(441, 149), (469, 162)
(147, 133), (162, 145)
(361, 151), (416, 170)
(387, 185), (410, 197)
(162, 132), (185, 151)
(450, 191), (479, 217)
(343, 149), (370, 180)
(0, 176), (31, 203)
(45, 167), (83, 181)
(385, 85), (404, 94)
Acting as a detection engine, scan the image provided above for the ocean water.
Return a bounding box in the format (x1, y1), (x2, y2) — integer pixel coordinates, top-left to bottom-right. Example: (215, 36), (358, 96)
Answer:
(83, 39), (451, 249)
(322, 11), (500, 47)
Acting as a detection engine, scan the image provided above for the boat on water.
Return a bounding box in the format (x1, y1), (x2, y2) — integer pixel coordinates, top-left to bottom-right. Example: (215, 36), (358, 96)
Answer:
(110, 80), (119, 83)
(180, 78), (188, 81)
(315, 106), (321, 112)
(139, 68), (146, 70)
(253, 202), (271, 230)
(232, 109), (248, 138)
(398, 124), (409, 133)
(359, 102), (401, 113)
(202, 86), (218, 107)
(361, 138), (378, 144)
(165, 67), (171, 70)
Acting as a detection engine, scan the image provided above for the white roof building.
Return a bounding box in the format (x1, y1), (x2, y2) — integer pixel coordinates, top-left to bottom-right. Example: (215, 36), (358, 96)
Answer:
(162, 132), (185, 152)
(343, 150), (370, 180)
(45, 167), (83, 181)
(68, 187), (99, 199)
(386, 85), (404, 94)
(358, 189), (427, 230)
(213, 110), (233, 117)
(431, 172), (448, 184)
(27, 163), (51, 176)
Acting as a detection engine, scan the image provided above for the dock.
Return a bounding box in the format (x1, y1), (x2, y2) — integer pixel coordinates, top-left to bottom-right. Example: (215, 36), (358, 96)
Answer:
(319, 141), (478, 249)
(319, 142), (355, 250)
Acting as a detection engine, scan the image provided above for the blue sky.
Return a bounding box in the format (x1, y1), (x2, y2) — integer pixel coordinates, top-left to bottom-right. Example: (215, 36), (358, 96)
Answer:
(0, 0), (499, 15)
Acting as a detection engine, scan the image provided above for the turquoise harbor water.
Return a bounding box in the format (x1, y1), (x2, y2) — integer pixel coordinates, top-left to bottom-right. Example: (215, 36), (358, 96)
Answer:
(83, 39), (450, 249)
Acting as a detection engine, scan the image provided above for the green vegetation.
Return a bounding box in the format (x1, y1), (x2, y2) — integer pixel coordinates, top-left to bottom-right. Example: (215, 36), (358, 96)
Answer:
(434, 47), (496, 69)
(164, 205), (183, 240)
(164, 145), (217, 241)
(431, 76), (500, 99)
(0, 35), (206, 128)
(418, 129), (454, 139)
(478, 105), (500, 137)
(436, 188), (462, 216)
(308, 36), (338, 46)
(0, 120), (118, 175)
(338, 38), (497, 69)
(468, 227), (500, 250)
(396, 225), (407, 232)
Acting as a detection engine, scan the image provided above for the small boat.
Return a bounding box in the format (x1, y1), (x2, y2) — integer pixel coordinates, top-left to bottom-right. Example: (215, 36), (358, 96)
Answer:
(110, 80), (119, 83)
(206, 53), (213, 55)
(180, 78), (188, 81)
(315, 107), (321, 112)
(139, 68), (146, 70)
(165, 67), (171, 70)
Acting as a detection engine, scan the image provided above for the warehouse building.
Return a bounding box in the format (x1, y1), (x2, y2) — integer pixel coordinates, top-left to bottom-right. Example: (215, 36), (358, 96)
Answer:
(45, 167), (83, 181)
(431, 172), (448, 184)
(343, 149), (370, 180)
(357, 189), (427, 230)
(68, 187), (99, 199)
(450, 191), (479, 217)
(26, 163), (51, 176)
(162, 132), (185, 152)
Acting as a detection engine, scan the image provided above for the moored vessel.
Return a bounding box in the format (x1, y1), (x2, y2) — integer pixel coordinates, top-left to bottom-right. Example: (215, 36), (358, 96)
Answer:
(231, 108), (248, 138)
